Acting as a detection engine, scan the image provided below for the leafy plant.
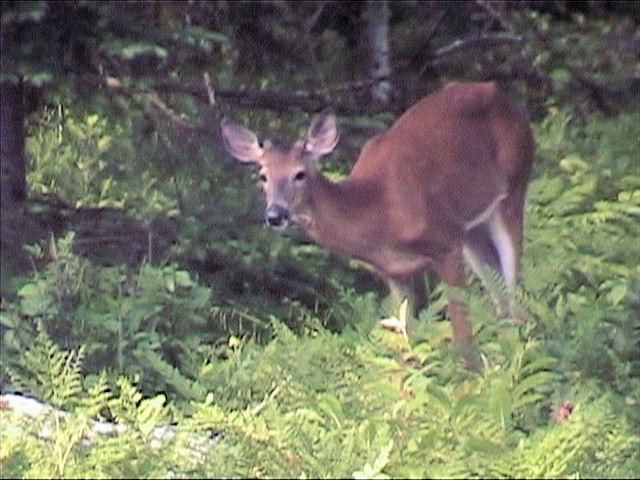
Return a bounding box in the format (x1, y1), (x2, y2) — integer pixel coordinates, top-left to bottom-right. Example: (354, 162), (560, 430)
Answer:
(6, 326), (84, 409)
(3, 233), (217, 400)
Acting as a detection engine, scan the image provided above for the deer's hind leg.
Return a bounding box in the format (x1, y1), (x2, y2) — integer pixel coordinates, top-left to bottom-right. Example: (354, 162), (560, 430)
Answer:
(463, 217), (513, 316)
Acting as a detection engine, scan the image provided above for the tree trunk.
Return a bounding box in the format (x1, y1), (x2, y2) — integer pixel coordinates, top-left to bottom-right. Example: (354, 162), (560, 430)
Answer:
(362, 0), (392, 106)
(1, 80), (27, 206)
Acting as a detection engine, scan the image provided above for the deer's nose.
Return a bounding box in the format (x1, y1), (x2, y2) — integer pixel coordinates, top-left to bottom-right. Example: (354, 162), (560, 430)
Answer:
(265, 205), (289, 228)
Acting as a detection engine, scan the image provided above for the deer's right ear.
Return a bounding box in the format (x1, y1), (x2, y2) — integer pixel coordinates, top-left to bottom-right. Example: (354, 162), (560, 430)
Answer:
(305, 110), (339, 157)
(221, 121), (264, 164)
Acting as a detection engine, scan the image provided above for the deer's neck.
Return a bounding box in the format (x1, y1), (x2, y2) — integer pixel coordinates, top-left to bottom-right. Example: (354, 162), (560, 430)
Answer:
(297, 173), (384, 259)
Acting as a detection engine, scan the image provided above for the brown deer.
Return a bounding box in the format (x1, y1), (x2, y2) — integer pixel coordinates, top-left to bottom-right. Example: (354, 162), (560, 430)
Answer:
(220, 81), (534, 346)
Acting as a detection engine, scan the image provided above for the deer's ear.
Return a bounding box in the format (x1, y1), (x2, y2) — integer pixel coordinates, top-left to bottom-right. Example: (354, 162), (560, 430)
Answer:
(221, 121), (264, 164)
(304, 110), (339, 157)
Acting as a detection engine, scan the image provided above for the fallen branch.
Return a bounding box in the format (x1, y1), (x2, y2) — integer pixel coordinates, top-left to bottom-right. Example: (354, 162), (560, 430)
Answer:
(152, 80), (332, 113)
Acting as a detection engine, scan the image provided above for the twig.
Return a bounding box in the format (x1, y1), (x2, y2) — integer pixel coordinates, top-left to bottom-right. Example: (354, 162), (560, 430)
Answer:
(146, 91), (197, 131)
(305, 2), (326, 35)
(420, 33), (522, 74)
(203, 72), (216, 106)
(251, 385), (282, 416)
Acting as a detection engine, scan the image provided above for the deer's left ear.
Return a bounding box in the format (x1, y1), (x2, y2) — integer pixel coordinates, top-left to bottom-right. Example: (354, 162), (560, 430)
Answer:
(221, 121), (265, 164)
(305, 110), (339, 157)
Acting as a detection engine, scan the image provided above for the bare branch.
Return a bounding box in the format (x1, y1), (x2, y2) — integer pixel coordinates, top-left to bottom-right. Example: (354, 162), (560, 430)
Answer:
(151, 80), (333, 113)
(438, 33), (521, 57)
(304, 2), (326, 35)
(90, 74), (213, 135)
(147, 91), (197, 131)
(203, 72), (216, 106)
(420, 33), (522, 74)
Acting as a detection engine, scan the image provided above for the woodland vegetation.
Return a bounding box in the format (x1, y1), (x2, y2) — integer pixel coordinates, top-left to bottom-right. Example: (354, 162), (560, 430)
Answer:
(1, 1), (639, 478)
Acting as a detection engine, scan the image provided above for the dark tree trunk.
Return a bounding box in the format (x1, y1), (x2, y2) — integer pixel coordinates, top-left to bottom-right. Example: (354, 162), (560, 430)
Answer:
(1, 80), (27, 206)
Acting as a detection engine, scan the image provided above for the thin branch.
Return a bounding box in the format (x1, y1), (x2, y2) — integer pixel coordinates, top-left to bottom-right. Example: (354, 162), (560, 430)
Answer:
(304, 2), (326, 35)
(151, 78), (399, 115)
(147, 91), (197, 131)
(475, 0), (510, 29)
(203, 72), (216, 106)
(97, 75), (216, 137)
(151, 80), (334, 113)
(99, 71), (388, 118)
(420, 33), (522, 74)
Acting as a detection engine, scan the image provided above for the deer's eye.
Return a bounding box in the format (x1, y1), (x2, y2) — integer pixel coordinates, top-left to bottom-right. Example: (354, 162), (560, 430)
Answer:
(293, 170), (306, 182)
(259, 173), (267, 183)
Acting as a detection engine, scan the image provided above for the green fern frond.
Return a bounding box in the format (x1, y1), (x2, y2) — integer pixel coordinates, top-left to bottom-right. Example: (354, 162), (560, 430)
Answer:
(6, 326), (85, 409)
(78, 372), (113, 419)
(132, 344), (206, 401)
(210, 305), (271, 339)
(500, 384), (640, 478)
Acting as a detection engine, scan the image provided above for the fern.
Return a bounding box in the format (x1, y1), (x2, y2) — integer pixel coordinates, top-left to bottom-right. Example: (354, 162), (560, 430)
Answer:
(353, 439), (393, 479)
(498, 383), (640, 478)
(6, 326), (84, 409)
(107, 375), (171, 439)
(3, 327), (93, 476)
(132, 343), (207, 401)
(78, 372), (113, 419)
(210, 304), (272, 340)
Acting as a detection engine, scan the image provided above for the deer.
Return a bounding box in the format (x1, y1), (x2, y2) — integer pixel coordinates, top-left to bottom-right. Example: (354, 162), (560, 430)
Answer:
(220, 81), (534, 350)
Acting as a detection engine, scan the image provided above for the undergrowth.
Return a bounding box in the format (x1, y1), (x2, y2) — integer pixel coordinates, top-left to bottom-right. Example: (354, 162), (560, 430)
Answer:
(2, 313), (638, 477)
(1, 99), (639, 479)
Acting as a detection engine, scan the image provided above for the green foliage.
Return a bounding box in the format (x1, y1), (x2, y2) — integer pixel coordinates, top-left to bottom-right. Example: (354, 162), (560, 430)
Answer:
(108, 376), (171, 438)
(353, 440), (393, 479)
(2, 232), (217, 401)
(3, 298), (639, 478)
(524, 9), (637, 111)
(6, 326), (84, 409)
(6, 103), (639, 476)
(498, 382), (640, 478)
(26, 106), (178, 219)
(525, 110), (639, 396)
(0, 338), (181, 478)
(3, 3), (639, 477)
